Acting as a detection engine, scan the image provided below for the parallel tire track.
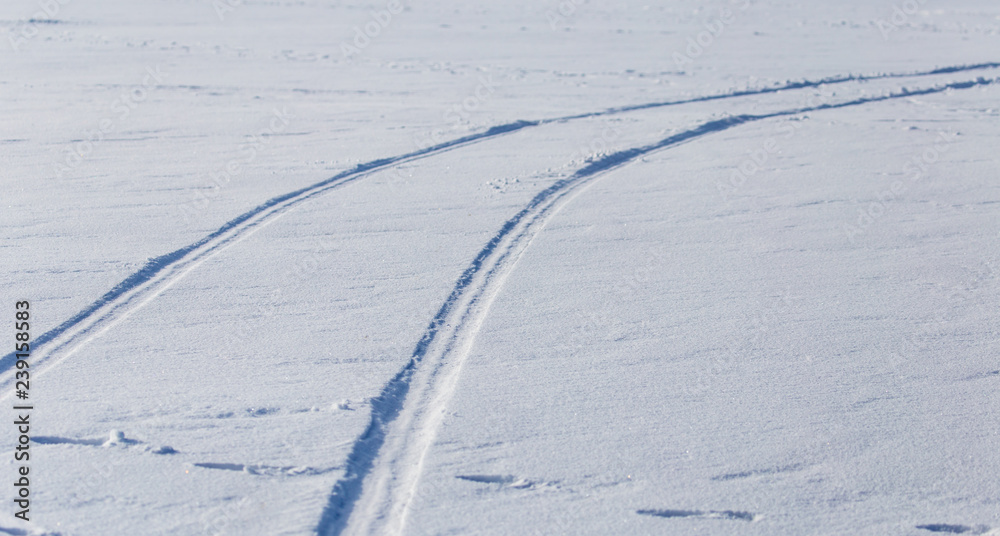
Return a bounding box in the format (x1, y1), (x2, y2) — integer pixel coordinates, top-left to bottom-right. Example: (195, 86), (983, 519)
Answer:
(2, 62), (996, 394)
(315, 76), (1000, 536)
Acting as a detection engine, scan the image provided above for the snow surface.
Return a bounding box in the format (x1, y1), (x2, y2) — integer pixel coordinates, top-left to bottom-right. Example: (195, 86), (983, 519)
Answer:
(1, 0), (999, 534)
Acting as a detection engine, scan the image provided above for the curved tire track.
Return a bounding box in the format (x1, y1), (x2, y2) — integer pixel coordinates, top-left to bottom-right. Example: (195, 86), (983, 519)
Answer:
(315, 75), (1000, 535)
(0, 121), (538, 394)
(2, 62), (997, 394)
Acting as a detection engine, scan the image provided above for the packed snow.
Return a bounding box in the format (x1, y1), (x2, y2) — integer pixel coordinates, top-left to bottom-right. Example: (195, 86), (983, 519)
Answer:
(1, 0), (999, 534)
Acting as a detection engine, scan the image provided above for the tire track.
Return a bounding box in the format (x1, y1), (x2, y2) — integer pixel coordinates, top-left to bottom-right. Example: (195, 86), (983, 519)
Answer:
(0, 121), (537, 395)
(3, 62), (997, 394)
(2, 62), (996, 394)
(315, 75), (1000, 536)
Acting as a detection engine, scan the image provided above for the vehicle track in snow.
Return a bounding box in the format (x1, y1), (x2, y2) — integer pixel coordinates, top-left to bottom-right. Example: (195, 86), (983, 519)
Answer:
(315, 75), (1000, 536)
(2, 62), (997, 395)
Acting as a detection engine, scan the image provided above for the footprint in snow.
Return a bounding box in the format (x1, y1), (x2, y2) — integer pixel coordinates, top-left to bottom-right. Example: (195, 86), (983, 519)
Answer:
(0, 524), (61, 536)
(245, 407), (280, 417)
(192, 462), (333, 477)
(210, 407), (281, 419)
(964, 370), (1000, 381)
(456, 474), (535, 489)
(711, 463), (802, 481)
(637, 509), (759, 522)
(32, 430), (177, 455)
(916, 524), (995, 534)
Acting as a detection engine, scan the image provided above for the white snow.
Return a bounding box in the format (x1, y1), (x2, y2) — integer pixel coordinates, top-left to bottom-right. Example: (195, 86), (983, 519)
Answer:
(1, 0), (999, 534)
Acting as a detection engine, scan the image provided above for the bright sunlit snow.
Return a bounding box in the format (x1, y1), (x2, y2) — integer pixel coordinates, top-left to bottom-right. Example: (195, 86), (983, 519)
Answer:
(1, 0), (999, 535)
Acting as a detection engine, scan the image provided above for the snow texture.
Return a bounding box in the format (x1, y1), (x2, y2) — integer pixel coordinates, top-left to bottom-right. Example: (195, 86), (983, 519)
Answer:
(1, 0), (999, 534)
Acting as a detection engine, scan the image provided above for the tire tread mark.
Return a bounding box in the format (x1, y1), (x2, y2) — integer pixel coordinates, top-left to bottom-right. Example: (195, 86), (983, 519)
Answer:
(315, 75), (1000, 536)
(4, 62), (997, 390)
